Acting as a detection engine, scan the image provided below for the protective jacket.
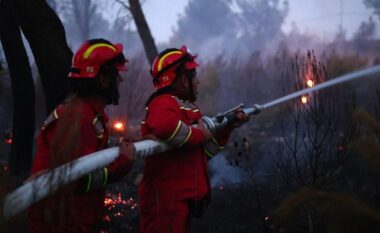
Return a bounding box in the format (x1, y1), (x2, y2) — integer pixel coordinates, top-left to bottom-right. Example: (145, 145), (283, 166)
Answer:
(28, 97), (132, 233)
(139, 93), (231, 233)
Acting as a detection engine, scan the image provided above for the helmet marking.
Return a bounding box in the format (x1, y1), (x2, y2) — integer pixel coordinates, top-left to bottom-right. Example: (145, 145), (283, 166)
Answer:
(83, 43), (116, 59)
(157, 51), (182, 71)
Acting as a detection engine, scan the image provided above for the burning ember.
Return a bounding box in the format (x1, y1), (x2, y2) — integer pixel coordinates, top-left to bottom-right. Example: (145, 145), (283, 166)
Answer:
(307, 79), (314, 87)
(301, 96), (308, 104)
(103, 193), (138, 219)
(102, 191), (138, 232)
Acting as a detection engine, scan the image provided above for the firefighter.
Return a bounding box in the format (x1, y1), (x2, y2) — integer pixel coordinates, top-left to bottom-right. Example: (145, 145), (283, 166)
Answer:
(28, 39), (136, 233)
(139, 46), (249, 233)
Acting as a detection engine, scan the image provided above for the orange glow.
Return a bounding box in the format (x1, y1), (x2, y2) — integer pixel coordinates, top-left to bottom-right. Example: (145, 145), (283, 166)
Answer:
(104, 198), (113, 206)
(113, 121), (125, 131)
(301, 96), (308, 104)
(307, 80), (314, 87)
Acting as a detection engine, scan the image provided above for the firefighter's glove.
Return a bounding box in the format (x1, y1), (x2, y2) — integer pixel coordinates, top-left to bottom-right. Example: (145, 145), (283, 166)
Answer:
(119, 140), (136, 161)
(231, 108), (249, 128)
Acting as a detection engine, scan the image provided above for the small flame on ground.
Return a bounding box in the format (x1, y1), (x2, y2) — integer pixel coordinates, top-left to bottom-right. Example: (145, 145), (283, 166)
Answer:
(307, 80), (314, 87)
(301, 96), (308, 104)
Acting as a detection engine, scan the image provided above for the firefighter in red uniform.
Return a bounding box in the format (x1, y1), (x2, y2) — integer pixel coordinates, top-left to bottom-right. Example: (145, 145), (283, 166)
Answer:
(28, 39), (136, 233)
(139, 46), (249, 233)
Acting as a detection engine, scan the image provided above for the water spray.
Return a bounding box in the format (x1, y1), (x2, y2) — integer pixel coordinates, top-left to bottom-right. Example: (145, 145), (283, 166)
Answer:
(3, 65), (380, 220)
(202, 65), (380, 133)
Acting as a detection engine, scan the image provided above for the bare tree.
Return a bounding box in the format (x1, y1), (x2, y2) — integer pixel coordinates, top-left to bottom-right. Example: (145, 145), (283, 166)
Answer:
(271, 52), (358, 232)
(114, 0), (157, 64)
(13, 0), (72, 113)
(0, 0), (35, 184)
(276, 52), (356, 191)
(56, 0), (101, 42)
(70, 0), (94, 41)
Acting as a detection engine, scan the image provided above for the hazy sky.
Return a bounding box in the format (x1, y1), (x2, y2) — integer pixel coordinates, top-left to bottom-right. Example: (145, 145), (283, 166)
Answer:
(139, 0), (375, 43)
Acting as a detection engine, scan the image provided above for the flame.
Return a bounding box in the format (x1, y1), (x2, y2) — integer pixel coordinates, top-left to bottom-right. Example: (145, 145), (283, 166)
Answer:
(104, 198), (113, 206)
(307, 80), (314, 87)
(301, 96), (308, 104)
(113, 121), (125, 132)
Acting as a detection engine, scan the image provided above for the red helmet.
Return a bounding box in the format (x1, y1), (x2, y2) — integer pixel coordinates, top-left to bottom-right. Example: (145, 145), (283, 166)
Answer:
(68, 39), (128, 78)
(151, 45), (199, 89)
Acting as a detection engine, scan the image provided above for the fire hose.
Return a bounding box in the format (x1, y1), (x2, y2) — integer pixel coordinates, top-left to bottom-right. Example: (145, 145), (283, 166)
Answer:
(2, 65), (380, 220)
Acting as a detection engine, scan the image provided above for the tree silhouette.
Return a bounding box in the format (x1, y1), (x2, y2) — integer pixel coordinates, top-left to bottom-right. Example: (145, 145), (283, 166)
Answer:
(0, 0), (36, 184)
(114, 0), (158, 64)
(364, 0), (380, 20)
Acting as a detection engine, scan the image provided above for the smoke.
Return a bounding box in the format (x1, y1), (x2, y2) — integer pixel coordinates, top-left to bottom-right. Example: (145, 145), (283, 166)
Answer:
(51, 0), (144, 56)
(164, 0), (380, 62)
(209, 153), (247, 186)
(168, 0), (288, 59)
(352, 16), (377, 52)
(364, 0), (380, 21)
